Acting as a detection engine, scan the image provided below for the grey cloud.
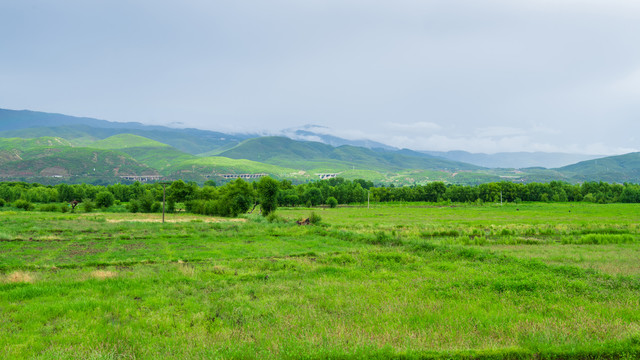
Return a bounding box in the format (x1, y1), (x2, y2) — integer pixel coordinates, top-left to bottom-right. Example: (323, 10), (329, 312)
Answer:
(1, 0), (639, 154)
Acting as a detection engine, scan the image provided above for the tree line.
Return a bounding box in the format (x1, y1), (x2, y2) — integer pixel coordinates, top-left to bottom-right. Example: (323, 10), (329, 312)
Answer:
(1, 178), (639, 216)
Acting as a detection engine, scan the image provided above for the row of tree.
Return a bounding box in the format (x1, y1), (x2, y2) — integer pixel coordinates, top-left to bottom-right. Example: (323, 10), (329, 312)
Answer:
(1, 178), (640, 216)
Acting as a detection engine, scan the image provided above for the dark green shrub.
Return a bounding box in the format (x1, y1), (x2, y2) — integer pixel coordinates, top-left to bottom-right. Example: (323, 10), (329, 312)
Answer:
(82, 199), (95, 213)
(0, 198), (5, 207)
(39, 203), (60, 212)
(326, 197), (338, 208)
(139, 192), (155, 213)
(95, 191), (115, 208)
(151, 202), (162, 213)
(14, 199), (34, 211)
(167, 198), (176, 213)
(127, 200), (140, 213)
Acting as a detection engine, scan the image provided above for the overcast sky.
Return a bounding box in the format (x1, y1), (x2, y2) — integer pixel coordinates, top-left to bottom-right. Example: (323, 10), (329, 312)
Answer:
(2, 1), (640, 154)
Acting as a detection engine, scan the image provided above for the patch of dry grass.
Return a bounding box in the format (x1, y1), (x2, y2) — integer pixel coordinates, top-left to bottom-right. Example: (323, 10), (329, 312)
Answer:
(90, 270), (117, 280)
(4, 271), (34, 284)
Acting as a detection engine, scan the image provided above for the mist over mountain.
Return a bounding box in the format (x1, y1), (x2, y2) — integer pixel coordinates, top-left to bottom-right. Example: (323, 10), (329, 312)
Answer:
(280, 125), (396, 151)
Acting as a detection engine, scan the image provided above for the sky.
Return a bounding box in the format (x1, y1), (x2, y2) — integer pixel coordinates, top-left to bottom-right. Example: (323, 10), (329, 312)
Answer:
(1, 0), (640, 155)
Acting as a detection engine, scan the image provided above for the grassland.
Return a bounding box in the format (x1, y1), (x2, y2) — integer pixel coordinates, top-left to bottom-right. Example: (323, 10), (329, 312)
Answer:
(1, 203), (640, 359)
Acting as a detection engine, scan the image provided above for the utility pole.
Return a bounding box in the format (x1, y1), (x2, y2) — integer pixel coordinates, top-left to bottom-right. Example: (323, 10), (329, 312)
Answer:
(500, 191), (503, 206)
(159, 182), (172, 223)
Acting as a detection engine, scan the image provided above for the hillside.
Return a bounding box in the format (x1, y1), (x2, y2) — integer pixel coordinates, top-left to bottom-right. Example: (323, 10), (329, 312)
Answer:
(218, 137), (482, 172)
(91, 134), (171, 149)
(557, 152), (640, 183)
(2, 109), (640, 185)
(0, 108), (251, 154)
(89, 134), (197, 173)
(0, 137), (156, 183)
(424, 150), (604, 169)
(165, 156), (306, 182)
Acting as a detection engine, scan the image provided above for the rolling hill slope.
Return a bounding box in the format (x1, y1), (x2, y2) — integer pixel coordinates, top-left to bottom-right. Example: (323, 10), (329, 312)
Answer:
(557, 152), (640, 183)
(218, 137), (482, 172)
(424, 150), (604, 169)
(0, 108), (251, 154)
(89, 134), (197, 173)
(0, 137), (156, 182)
(2, 109), (640, 185)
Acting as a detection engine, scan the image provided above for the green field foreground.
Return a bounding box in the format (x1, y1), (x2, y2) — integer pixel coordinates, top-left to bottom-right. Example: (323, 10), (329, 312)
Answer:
(1, 203), (640, 359)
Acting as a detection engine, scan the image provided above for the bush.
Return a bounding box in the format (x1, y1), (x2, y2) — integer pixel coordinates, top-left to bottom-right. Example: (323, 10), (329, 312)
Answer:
(309, 212), (322, 225)
(167, 198), (176, 213)
(139, 192), (155, 213)
(326, 197), (338, 208)
(82, 199), (95, 213)
(127, 200), (140, 213)
(151, 202), (162, 213)
(0, 198), (5, 207)
(14, 199), (34, 211)
(266, 213), (286, 223)
(95, 191), (115, 208)
(39, 203), (60, 212)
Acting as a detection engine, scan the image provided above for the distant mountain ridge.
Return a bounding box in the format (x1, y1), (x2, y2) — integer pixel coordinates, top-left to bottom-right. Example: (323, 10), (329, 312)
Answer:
(1, 108), (609, 170)
(217, 136), (481, 172)
(424, 150), (603, 169)
(0, 108), (251, 155)
(281, 125), (396, 150)
(2, 107), (639, 185)
(558, 152), (640, 183)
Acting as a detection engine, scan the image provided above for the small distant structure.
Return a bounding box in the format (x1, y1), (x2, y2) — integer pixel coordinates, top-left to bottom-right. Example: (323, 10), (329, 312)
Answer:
(119, 175), (163, 182)
(316, 173), (338, 180)
(218, 173), (267, 180)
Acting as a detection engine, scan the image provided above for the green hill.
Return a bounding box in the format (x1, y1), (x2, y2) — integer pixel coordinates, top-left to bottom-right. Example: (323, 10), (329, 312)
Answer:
(0, 124), (247, 155)
(90, 134), (196, 173)
(91, 134), (170, 149)
(218, 137), (482, 172)
(0, 108), (251, 154)
(557, 152), (640, 183)
(0, 137), (74, 164)
(0, 137), (156, 183)
(165, 156), (307, 182)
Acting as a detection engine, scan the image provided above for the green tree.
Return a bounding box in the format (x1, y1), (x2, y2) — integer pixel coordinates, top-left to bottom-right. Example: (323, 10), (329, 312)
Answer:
(303, 188), (323, 206)
(95, 191), (115, 208)
(257, 176), (279, 216)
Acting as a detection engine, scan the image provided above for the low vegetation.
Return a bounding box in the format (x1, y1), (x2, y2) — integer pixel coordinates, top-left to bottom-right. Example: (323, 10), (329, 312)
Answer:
(1, 201), (639, 358)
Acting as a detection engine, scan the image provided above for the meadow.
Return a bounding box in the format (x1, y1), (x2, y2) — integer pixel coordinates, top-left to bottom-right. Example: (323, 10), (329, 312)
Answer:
(1, 202), (640, 359)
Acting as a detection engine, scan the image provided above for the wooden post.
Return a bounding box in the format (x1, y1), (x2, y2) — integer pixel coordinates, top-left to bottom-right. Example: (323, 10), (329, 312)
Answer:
(159, 181), (172, 224)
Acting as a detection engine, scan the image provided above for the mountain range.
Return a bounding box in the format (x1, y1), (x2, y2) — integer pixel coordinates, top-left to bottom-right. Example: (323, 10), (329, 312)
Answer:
(1, 108), (638, 185)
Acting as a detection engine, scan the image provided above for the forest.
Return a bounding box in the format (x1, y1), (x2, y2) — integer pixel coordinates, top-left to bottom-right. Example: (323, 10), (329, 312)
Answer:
(1, 178), (640, 217)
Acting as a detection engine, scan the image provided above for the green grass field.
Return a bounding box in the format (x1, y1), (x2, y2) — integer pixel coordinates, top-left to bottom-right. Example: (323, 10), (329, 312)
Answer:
(1, 203), (640, 359)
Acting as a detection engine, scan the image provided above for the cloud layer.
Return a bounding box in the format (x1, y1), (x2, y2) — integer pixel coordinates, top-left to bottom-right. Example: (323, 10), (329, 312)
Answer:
(1, 0), (639, 154)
